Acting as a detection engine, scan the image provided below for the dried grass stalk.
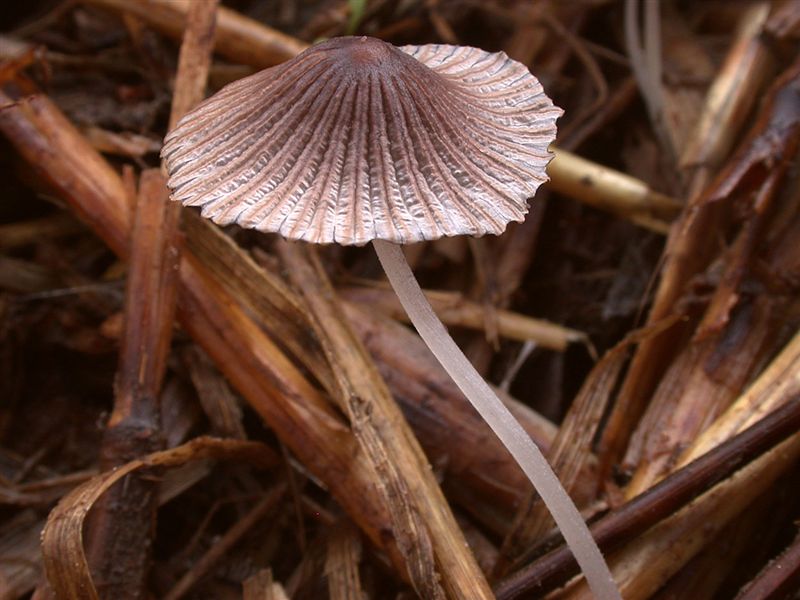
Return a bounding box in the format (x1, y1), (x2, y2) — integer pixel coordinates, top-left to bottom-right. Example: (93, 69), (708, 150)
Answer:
(78, 0), (307, 68)
(325, 522), (365, 600)
(341, 284), (587, 350)
(278, 241), (493, 599)
(547, 149), (681, 234)
(601, 42), (800, 468)
(559, 331), (800, 599)
(495, 394), (800, 599)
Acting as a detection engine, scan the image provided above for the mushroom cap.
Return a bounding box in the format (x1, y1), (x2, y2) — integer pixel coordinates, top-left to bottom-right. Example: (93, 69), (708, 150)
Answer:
(162, 36), (562, 246)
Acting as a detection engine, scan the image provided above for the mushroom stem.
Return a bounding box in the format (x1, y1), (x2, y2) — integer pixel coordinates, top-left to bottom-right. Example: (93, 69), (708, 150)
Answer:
(373, 239), (621, 600)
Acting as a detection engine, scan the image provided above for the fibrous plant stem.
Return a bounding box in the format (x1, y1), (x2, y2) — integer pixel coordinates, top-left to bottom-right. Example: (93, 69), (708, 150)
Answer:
(373, 239), (621, 600)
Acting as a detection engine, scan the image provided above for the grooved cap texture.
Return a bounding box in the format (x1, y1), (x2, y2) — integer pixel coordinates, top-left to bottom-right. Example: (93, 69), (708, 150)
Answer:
(162, 36), (562, 245)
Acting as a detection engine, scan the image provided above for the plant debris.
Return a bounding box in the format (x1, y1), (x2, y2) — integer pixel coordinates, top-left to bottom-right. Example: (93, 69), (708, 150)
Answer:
(1, 1), (799, 599)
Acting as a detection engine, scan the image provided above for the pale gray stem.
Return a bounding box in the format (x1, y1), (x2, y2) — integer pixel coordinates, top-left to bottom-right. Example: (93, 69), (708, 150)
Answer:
(373, 239), (620, 600)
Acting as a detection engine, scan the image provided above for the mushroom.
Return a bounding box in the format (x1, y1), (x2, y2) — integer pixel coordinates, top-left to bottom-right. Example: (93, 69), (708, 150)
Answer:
(162, 36), (620, 599)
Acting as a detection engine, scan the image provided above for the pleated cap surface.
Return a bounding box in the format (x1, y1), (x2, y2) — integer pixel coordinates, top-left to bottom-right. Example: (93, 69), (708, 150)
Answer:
(162, 36), (562, 246)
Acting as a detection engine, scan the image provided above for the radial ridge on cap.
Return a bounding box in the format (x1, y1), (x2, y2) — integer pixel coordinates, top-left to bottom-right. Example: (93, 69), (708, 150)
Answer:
(162, 36), (562, 246)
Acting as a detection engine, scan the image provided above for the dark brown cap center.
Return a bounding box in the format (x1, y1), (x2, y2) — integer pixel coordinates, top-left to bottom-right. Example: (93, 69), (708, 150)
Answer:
(316, 36), (414, 77)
